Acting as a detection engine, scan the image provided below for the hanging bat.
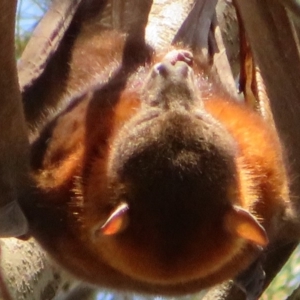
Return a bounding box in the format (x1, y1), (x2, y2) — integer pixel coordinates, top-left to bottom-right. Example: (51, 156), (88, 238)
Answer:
(0, 1), (297, 300)
(23, 33), (293, 299)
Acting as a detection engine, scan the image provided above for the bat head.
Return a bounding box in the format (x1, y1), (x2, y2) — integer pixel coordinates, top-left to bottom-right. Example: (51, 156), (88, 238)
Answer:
(87, 51), (268, 285)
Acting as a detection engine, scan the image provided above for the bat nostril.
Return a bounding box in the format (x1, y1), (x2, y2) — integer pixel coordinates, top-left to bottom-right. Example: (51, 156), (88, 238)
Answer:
(154, 62), (171, 78)
(174, 61), (189, 78)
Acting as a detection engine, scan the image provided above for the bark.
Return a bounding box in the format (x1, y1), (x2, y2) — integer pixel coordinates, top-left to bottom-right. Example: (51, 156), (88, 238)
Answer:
(0, 238), (75, 300)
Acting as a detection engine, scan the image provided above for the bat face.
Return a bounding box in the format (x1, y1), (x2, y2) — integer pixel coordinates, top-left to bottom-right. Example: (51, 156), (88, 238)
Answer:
(28, 48), (288, 295)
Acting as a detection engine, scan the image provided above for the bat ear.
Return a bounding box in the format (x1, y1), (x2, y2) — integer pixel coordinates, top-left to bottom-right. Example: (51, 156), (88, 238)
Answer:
(100, 202), (129, 236)
(224, 205), (269, 247)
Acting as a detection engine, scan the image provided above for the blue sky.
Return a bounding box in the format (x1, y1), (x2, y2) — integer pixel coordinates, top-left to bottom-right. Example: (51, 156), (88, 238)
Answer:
(17, 0), (46, 36)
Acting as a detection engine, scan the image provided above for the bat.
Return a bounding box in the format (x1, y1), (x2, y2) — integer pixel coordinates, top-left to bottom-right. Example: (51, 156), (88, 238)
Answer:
(0, 1), (296, 299)
(22, 30), (293, 297)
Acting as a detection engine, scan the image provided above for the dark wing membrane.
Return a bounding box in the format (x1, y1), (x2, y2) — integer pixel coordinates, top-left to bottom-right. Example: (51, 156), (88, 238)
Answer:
(19, 0), (155, 131)
(18, 0), (82, 91)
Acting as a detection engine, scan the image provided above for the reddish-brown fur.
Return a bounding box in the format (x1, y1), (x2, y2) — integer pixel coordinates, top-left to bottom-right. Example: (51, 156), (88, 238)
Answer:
(24, 30), (292, 296)
(204, 97), (290, 236)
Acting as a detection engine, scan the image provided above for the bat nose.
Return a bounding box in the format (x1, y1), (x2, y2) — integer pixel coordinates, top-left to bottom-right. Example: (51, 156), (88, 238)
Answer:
(154, 61), (190, 79)
(143, 52), (197, 109)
